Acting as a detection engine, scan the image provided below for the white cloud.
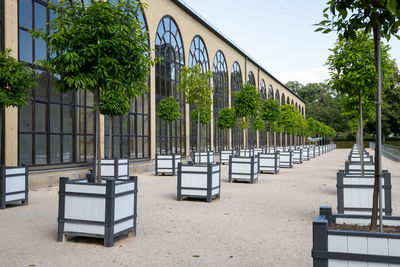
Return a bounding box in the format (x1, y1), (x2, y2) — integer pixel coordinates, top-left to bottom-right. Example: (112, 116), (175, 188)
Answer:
(275, 67), (330, 85)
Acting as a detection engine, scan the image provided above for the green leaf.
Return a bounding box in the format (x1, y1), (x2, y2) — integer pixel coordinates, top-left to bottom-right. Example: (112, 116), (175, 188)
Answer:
(387, 0), (397, 14)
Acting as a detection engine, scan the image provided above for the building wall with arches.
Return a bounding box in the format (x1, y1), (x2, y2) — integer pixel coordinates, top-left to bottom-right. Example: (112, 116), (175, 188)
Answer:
(2, 0), (305, 185)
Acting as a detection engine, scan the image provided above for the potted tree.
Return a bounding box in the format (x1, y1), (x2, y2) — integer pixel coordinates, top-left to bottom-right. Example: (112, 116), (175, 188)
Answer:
(252, 115), (265, 156)
(277, 105), (297, 168)
(229, 84), (261, 183)
(217, 107), (237, 164)
(0, 49), (37, 209)
(176, 65), (220, 202)
(32, 0), (154, 246)
(155, 96), (182, 175)
(292, 111), (304, 164)
(312, 2), (400, 265)
(258, 99), (281, 174)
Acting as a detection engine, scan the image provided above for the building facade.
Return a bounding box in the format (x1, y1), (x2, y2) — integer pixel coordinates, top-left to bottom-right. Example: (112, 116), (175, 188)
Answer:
(1, 0), (305, 186)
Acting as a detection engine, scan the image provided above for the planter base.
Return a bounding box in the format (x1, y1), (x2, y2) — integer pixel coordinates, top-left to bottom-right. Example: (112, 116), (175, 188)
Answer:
(0, 166), (28, 209)
(229, 156), (259, 183)
(177, 163), (221, 203)
(155, 154), (181, 176)
(57, 176), (138, 247)
(258, 152), (280, 174)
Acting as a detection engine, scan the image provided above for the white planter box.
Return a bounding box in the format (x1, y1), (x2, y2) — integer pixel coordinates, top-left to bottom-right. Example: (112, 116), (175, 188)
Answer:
(193, 151), (214, 164)
(337, 170), (392, 215)
(345, 161), (375, 174)
(258, 152), (280, 174)
(315, 146), (321, 156)
(239, 149), (254, 157)
(293, 149), (303, 164)
(220, 150), (235, 165)
(309, 147), (316, 158)
(302, 147), (310, 161)
(253, 148), (264, 156)
(100, 158), (129, 179)
(280, 150), (294, 168)
(155, 154), (181, 175)
(177, 163), (221, 202)
(312, 207), (400, 266)
(57, 176), (138, 247)
(0, 166), (28, 209)
(229, 156), (258, 183)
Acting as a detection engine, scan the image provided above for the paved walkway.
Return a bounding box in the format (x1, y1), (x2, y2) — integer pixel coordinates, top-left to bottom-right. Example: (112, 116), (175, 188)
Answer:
(1, 149), (399, 266)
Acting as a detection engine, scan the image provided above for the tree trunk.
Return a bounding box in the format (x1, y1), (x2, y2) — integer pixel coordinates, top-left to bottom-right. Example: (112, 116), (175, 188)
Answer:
(96, 88), (102, 183)
(359, 92), (364, 176)
(370, 23), (382, 232)
(197, 109), (201, 165)
(108, 116), (112, 158)
(269, 124), (272, 153)
(167, 121), (170, 155)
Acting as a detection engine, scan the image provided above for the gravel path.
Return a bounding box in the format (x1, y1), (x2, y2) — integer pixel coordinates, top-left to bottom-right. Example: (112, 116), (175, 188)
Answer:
(1, 148), (399, 266)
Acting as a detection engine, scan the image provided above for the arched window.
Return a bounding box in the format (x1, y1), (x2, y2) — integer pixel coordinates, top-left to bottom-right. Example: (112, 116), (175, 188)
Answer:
(287, 97), (290, 105)
(213, 50), (228, 151)
(291, 99), (294, 105)
(231, 62), (242, 94)
(260, 79), (266, 100)
(281, 93), (285, 105)
(189, 35), (209, 152)
(302, 107), (304, 116)
(189, 35), (209, 72)
(155, 16), (186, 155)
(295, 102), (298, 109)
(231, 61), (243, 151)
(268, 85), (274, 99)
(275, 89), (280, 101)
(105, 8), (151, 159)
(247, 71), (255, 85)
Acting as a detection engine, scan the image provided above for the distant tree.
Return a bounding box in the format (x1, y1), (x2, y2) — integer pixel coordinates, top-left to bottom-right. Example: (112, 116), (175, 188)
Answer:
(157, 96), (181, 154)
(278, 105), (298, 147)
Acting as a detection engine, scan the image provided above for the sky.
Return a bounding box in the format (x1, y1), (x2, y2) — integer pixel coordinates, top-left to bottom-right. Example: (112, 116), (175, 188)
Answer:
(182, 0), (400, 85)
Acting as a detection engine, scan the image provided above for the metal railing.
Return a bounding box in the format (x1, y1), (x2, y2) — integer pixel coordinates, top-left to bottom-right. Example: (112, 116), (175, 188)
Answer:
(369, 142), (400, 162)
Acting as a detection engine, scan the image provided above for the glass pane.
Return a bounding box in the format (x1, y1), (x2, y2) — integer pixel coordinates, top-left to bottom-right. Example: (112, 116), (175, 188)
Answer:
(35, 38), (46, 62)
(76, 135), (85, 162)
(19, 104), (33, 132)
(35, 103), (46, 132)
(113, 116), (120, 135)
(121, 115), (128, 135)
(35, 70), (47, 100)
(49, 74), (60, 102)
(143, 115), (149, 136)
(50, 135), (60, 164)
(121, 136), (128, 158)
(86, 91), (94, 107)
(137, 137), (142, 158)
(76, 89), (85, 106)
(86, 136), (94, 160)
(62, 106), (73, 133)
(19, 30), (32, 63)
(62, 135), (72, 163)
(144, 137), (149, 158)
(86, 108), (94, 134)
(137, 115), (143, 136)
(129, 136), (135, 158)
(50, 104), (60, 133)
(19, 0), (32, 30)
(35, 134), (47, 165)
(113, 136), (120, 157)
(76, 107), (84, 134)
(19, 134), (32, 165)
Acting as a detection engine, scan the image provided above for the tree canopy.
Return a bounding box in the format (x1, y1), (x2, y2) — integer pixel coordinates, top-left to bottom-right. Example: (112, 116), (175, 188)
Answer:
(157, 96), (181, 122)
(32, 0), (154, 116)
(0, 49), (37, 108)
(217, 108), (236, 130)
(233, 83), (261, 125)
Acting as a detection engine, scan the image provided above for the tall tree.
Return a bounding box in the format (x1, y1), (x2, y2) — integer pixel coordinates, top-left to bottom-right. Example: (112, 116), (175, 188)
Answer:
(260, 99), (281, 150)
(157, 96), (181, 154)
(0, 49), (37, 165)
(177, 65), (213, 158)
(316, 0), (400, 231)
(217, 107), (237, 150)
(32, 0), (155, 182)
(233, 83), (261, 156)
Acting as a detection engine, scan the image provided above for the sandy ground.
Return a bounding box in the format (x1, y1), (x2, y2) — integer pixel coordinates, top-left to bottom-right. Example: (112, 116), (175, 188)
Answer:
(1, 148), (400, 267)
